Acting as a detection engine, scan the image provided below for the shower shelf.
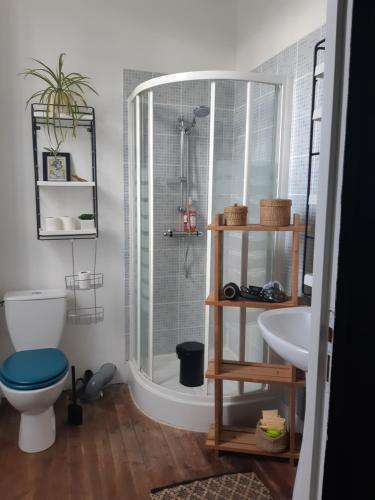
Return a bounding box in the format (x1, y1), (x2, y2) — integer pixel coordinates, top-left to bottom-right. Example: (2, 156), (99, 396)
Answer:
(312, 108), (322, 121)
(205, 212), (304, 460)
(33, 107), (94, 123)
(205, 292), (301, 309)
(304, 273), (313, 288)
(163, 229), (203, 237)
(206, 223), (304, 232)
(39, 229), (96, 238)
(206, 425), (301, 458)
(314, 62), (325, 78)
(67, 306), (104, 325)
(206, 360), (305, 386)
(303, 38), (325, 296)
(65, 273), (104, 291)
(37, 181), (95, 187)
(31, 103), (99, 240)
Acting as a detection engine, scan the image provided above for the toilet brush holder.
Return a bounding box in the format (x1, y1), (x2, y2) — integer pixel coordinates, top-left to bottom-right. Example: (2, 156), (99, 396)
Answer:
(68, 366), (82, 426)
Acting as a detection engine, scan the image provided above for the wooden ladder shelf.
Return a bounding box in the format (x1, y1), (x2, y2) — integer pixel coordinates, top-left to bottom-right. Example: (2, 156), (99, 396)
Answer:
(205, 212), (305, 462)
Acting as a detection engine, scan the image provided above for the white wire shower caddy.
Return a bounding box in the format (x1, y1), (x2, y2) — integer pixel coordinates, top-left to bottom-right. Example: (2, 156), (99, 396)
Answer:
(66, 239), (104, 325)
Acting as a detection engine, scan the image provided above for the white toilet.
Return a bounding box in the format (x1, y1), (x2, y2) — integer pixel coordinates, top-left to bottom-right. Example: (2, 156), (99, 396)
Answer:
(0, 289), (69, 453)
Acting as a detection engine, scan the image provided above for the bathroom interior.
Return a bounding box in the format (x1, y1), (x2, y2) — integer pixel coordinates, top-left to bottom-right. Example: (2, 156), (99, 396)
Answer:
(0, 0), (354, 498)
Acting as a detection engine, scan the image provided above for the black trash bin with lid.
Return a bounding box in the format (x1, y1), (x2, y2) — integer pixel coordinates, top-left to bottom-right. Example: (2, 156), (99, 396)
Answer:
(176, 341), (204, 387)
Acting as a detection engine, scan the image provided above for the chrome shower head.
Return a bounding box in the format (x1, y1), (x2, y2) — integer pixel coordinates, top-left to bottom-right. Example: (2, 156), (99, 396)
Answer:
(184, 105), (210, 133)
(181, 105), (210, 134)
(193, 105), (210, 118)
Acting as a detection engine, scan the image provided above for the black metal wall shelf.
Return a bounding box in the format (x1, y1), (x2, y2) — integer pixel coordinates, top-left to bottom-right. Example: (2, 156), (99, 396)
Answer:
(31, 104), (98, 240)
(302, 39), (325, 296)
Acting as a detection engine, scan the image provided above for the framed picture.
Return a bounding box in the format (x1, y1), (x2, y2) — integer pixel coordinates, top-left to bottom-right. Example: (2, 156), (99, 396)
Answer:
(42, 152), (71, 181)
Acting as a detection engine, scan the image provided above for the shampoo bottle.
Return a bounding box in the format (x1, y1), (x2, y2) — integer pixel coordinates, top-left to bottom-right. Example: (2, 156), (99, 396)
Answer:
(184, 197), (197, 232)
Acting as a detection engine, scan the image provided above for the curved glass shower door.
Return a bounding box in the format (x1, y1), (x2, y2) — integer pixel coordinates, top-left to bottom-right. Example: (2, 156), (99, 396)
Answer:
(129, 90), (154, 378)
(211, 79), (281, 394)
(139, 92), (152, 376)
(128, 71), (290, 395)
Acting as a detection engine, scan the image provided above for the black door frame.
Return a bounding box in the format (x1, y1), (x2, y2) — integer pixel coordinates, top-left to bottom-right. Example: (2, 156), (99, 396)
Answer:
(322, 2), (375, 498)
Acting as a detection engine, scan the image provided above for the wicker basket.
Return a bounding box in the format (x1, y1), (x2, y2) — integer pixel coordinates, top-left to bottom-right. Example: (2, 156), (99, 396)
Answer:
(260, 199), (292, 227)
(255, 421), (288, 453)
(224, 204), (248, 226)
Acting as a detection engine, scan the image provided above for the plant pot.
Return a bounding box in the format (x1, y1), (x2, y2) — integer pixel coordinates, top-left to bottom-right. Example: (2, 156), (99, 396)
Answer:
(79, 219), (95, 230)
(47, 92), (76, 115)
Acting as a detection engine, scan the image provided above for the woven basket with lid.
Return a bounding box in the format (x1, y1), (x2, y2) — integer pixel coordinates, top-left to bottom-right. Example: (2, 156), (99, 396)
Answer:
(224, 203), (248, 226)
(260, 199), (292, 227)
(255, 421), (288, 453)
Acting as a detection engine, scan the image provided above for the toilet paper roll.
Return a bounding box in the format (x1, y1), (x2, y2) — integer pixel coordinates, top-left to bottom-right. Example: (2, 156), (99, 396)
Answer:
(78, 271), (91, 289)
(45, 217), (63, 231)
(61, 216), (77, 231)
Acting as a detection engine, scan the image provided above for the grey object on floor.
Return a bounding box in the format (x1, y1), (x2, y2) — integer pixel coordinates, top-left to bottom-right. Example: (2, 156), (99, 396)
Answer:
(82, 363), (117, 401)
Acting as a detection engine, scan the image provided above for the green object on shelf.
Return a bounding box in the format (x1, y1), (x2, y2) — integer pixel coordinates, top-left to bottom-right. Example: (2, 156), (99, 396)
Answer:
(264, 428), (282, 438)
(78, 213), (94, 220)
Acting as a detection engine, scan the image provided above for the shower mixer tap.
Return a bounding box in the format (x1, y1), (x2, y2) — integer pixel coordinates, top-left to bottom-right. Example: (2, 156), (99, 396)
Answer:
(163, 228), (203, 238)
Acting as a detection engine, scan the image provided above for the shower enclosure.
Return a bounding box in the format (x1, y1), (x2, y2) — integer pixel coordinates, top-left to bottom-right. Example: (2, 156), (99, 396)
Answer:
(127, 71), (291, 430)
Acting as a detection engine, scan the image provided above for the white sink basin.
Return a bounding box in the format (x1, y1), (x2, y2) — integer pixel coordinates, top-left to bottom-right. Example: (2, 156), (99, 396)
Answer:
(257, 306), (310, 371)
(257, 306), (311, 500)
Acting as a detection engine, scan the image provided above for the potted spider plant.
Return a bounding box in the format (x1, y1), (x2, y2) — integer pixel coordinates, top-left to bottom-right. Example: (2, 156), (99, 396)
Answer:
(21, 53), (98, 147)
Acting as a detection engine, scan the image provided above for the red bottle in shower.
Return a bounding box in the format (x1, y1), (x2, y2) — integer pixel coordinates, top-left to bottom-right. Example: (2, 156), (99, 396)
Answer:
(184, 197), (197, 232)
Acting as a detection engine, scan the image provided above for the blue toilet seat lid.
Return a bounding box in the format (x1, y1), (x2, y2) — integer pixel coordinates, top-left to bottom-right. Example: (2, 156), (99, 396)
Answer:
(0, 348), (69, 390)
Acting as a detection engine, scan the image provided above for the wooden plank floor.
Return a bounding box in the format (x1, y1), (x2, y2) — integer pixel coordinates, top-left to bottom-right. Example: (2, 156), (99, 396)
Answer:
(0, 384), (295, 500)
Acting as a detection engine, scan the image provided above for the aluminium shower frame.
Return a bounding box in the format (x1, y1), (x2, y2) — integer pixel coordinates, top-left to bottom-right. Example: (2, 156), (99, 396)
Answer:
(128, 71), (292, 387)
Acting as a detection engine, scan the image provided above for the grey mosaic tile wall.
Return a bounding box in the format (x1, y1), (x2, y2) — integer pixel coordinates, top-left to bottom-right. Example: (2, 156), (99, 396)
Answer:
(253, 25), (326, 292)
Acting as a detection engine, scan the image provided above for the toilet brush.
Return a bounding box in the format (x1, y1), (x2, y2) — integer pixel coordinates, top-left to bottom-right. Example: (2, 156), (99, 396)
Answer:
(68, 365), (82, 425)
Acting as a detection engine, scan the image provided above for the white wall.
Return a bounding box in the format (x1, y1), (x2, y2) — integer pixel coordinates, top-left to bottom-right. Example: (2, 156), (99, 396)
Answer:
(235, 0), (326, 70)
(0, 0), (326, 383)
(0, 0), (236, 381)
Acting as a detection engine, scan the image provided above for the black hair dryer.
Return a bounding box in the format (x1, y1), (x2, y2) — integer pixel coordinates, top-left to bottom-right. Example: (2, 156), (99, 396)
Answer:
(223, 282), (240, 300)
